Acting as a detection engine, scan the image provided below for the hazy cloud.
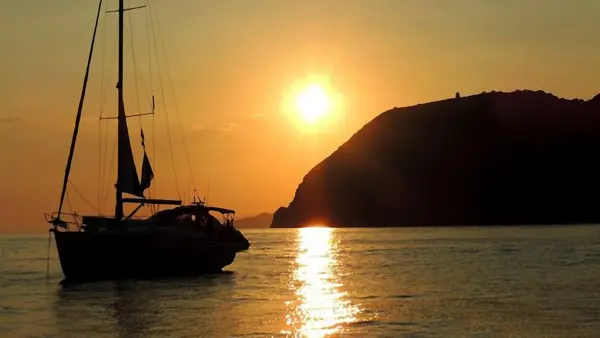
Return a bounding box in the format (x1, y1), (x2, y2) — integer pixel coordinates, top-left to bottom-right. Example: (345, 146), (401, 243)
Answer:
(218, 123), (237, 133)
(191, 123), (238, 135)
(0, 117), (24, 124)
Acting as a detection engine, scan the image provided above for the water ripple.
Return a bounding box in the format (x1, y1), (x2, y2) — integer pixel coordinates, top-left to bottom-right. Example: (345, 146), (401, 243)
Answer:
(1, 227), (600, 336)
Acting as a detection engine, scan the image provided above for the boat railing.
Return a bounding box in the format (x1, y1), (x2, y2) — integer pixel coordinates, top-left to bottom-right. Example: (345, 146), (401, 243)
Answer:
(44, 212), (83, 231)
(126, 215), (153, 221)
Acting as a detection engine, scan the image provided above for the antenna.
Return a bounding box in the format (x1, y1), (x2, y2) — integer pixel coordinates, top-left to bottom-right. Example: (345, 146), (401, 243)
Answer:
(205, 180), (211, 205)
(46, 230), (52, 280)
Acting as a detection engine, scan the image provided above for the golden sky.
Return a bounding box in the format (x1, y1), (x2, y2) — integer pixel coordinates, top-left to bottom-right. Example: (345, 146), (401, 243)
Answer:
(1, 0), (599, 232)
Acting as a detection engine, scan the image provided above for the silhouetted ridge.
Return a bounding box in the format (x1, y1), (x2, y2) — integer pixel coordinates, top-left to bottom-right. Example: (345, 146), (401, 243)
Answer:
(235, 213), (272, 229)
(271, 90), (600, 228)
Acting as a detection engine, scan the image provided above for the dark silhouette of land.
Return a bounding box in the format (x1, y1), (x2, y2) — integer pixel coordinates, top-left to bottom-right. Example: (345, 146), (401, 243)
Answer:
(271, 90), (600, 228)
(235, 213), (272, 229)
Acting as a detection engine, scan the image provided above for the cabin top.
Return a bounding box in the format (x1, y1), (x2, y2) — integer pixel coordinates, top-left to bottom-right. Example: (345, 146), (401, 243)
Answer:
(150, 204), (235, 221)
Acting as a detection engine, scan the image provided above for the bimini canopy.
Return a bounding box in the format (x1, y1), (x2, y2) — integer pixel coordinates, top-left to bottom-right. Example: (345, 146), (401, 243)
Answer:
(150, 204), (235, 221)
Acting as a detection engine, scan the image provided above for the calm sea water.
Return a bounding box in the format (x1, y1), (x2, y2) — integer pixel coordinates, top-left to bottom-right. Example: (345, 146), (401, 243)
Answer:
(1, 226), (600, 337)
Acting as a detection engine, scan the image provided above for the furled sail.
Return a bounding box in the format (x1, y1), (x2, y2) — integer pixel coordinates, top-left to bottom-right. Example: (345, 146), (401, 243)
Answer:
(117, 98), (143, 197)
(140, 128), (154, 193)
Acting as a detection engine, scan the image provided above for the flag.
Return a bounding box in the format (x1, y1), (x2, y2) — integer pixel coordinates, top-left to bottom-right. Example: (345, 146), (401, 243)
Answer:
(141, 151), (154, 192)
(140, 128), (154, 192)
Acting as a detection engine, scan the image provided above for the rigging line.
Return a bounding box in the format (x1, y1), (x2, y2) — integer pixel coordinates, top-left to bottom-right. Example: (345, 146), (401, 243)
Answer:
(97, 13), (117, 208)
(65, 191), (73, 218)
(102, 137), (118, 206)
(126, 0), (142, 126)
(145, 1), (157, 211)
(56, 0), (104, 218)
(150, 115), (156, 213)
(148, 1), (181, 199)
(97, 117), (102, 213)
(64, 192), (80, 230)
(148, 1), (179, 197)
(99, 35), (118, 112)
(97, 3), (108, 214)
(98, 2), (107, 118)
(149, 0), (197, 192)
(145, 0), (155, 109)
(151, 112), (156, 214)
(186, 178), (191, 204)
(45, 230), (51, 280)
(68, 180), (100, 214)
(99, 122), (110, 211)
(99, 8), (118, 119)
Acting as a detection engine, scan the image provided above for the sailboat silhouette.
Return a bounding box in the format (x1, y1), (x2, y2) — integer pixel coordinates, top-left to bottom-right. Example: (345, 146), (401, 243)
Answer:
(45, 0), (250, 283)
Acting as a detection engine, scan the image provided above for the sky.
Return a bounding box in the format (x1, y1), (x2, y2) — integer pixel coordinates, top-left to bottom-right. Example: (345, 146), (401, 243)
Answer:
(1, 0), (599, 232)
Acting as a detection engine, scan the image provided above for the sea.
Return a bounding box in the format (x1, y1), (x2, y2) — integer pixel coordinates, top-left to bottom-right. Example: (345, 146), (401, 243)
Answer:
(1, 226), (600, 337)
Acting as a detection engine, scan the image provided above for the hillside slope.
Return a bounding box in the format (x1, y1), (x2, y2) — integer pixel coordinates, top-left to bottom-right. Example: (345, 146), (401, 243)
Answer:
(235, 213), (272, 229)
(271, 90), (600, 228)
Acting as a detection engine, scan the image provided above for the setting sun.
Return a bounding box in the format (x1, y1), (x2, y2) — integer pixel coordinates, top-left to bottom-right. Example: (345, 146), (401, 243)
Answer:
(281, 74), (345, 133)
(295, 84), (331, 124)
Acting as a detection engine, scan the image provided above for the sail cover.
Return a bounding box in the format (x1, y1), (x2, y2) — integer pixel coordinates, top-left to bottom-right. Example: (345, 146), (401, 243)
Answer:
(117, 99), (143, 197)
(140, 128), (154, 193)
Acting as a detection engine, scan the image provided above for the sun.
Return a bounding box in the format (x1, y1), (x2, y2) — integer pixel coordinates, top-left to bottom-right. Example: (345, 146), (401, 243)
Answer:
(295, 84), (331, 124)
(281, 74), (345, 133)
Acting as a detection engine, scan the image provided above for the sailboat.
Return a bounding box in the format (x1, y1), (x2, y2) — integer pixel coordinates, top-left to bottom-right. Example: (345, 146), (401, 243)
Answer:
(44, 0), (250, 282)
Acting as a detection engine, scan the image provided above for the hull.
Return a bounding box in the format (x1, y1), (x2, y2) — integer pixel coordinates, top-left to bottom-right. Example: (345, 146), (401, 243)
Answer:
(52, 229), (240, 282)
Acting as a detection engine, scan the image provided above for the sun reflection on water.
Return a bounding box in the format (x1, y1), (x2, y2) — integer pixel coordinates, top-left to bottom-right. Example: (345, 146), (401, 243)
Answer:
(282, 227), (361, 337)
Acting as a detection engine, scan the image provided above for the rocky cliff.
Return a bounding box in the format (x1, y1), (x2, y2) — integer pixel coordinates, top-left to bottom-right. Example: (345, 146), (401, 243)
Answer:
(271, 90), (600, 228)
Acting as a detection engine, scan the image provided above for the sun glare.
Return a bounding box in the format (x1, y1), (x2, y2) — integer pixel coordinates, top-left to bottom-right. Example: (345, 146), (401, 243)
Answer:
(281, 74), (345, 133)
(282, 227), (362, 337)
(295, 84), (331, 124)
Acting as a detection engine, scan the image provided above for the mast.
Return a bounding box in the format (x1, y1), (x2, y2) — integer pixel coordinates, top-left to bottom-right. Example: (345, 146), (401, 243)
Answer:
(115, 0), (125, 219)
(54, 0), (103, 223)
(114, 0), (145, 218)
(52, 0), (159, 225)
